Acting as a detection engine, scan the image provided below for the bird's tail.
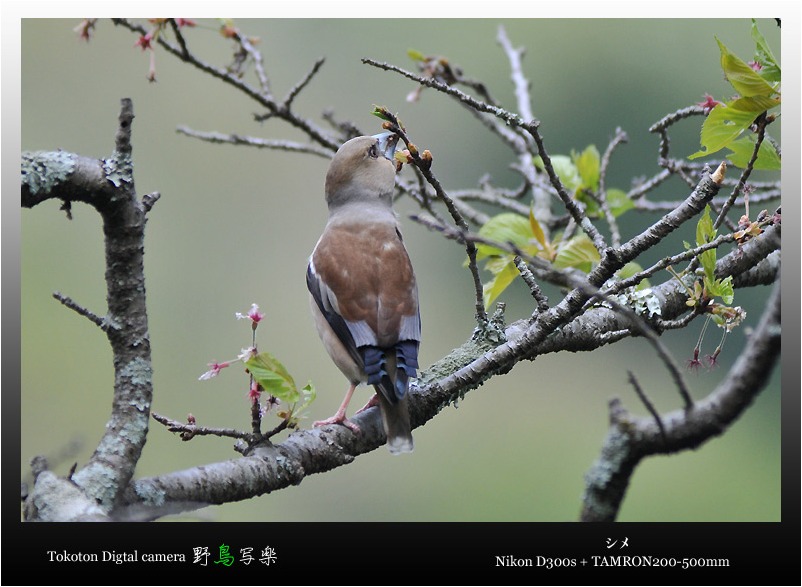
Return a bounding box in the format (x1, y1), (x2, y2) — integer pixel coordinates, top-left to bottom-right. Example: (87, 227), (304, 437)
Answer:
(364, 342), (417, 454)
(376, 391), (414, 454)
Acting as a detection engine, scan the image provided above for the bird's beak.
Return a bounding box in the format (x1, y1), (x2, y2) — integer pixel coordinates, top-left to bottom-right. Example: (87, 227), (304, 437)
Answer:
(372, 132), (402, 162)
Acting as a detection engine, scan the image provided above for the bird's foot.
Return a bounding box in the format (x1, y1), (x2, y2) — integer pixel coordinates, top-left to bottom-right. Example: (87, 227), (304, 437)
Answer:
(353, 393), (380, 415)
(314, 411), (360, 434)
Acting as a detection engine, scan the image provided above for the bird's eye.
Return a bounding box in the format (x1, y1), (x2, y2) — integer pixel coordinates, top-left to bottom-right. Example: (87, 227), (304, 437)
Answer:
(368, 142), (379, 159)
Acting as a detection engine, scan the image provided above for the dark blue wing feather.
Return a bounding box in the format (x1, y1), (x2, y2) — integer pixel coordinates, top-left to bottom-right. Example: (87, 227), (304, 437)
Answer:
(306, 263), (364, 371)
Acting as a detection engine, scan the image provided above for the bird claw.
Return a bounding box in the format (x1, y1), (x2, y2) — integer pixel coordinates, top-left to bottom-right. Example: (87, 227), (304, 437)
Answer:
(314, 414), (361, 434)
(354, 394), (380, 415)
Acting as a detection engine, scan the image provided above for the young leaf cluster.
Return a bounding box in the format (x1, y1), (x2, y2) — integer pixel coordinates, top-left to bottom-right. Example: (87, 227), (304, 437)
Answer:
(477, 144), (635, 308)
(679, 206), (746, 331)
(690, 19), (781, 169)
(534, 146), (634, 218)
(474, 209), (599, 308)
(244, 352), (317, 429)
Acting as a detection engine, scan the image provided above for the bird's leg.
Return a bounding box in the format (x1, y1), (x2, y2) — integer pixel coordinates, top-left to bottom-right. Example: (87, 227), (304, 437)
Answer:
(354, 393), (380, 415)
(314, 383), (361, 433)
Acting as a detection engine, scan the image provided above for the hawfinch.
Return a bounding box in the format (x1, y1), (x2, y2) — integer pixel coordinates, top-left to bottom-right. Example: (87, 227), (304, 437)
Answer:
(306, 133), (420, 454)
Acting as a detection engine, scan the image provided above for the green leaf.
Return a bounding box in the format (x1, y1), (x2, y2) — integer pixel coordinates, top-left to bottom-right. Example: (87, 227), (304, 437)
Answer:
(371, 105), (393, 122)
(529, 207), (548, 250)
(407, 48), (427, 62)
(719, 277), (734, 305)
(476, 213), (537, 260)
(716, 37), (777, 97)
(553, 234), (600, 271)
(573, 145), (600, 191)
(731, 95), (781, 112)
(707, 275), (734, 305)
(483, 255), (515, 275)
(725, 136), (781, 170)
(482, 260), (519, 308)
(280, 381), (318, 428)
(244, 352), (300, 403)
(689, 96), (779, 159)
(695, 206), (717, 283)
(689, 104), (751, 159)
(751, 19), (781, 83)
(299, 381), (317, 409)
(695, 205), (715, 246)
(606, 188), (634, 218)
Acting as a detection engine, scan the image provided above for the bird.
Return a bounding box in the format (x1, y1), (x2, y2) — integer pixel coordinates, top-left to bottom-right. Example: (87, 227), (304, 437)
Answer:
(306, 132), (420, 454)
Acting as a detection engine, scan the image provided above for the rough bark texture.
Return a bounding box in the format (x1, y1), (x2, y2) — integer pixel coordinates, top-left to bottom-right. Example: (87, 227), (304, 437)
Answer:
(23, 99), (153, 519)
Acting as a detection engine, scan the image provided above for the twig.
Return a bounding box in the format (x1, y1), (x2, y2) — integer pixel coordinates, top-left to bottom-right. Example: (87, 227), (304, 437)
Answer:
(395, 176), (449, 226)
(411, 213), (567, 288)
(113, 19), (338, 152)
(634, 188), (780, 212)
(627, 371), (667, 443)
(362, 58), (529, 127)
(513, 256), (549, 313)
(474, 31), (547, 233)
(451, 187), (531, 218)
(496, 25), (534, 123)
(321, 109), (362, 139)
(383, 114), (489, 325)
(627, 168), (672, 200)
(648, 105), (705, 159)
(141, 191), (161, 212)
(53, 291), (114, 331)
(460, 103), (533, 157)
(662, 157), (701, 189)
(152, 412), (254, 442)
(653, 311), (700, 331)
(168, 19), (190, 57)
(175, 126), (333, 158)
(448, 197), (490, 226)
(602, 232), (736, 297)
(527, 126), (608, 253)
(282, 58), (325, 109)
(234, 28), (272, 98)
(597, 128), (629, 247)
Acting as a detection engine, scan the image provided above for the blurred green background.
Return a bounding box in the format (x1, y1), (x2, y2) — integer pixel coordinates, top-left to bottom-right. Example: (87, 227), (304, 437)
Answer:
(20, 18), (781, 521)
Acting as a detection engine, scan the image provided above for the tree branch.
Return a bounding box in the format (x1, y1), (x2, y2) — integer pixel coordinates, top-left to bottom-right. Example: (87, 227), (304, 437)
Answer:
(597, 127), (629, 247)
(112, 18), (339, 152)
(52, 291), (117, 332)
(22, 99), (154, 518)
(580, 276), (781, 522)
(175, 126), (333, 158)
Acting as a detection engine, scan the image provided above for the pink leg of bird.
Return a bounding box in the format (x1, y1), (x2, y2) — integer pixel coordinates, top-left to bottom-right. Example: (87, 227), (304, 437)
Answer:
(354, 393), (380, 415)
(314, 383), (361, 433)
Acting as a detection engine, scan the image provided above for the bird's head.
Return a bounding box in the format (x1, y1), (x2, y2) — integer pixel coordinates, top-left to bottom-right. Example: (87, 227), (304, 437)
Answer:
(324, 132), (401, 210)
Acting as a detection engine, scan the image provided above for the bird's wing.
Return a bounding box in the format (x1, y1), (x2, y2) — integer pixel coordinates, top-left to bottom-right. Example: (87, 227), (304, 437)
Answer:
(306, 259), (363, 371)
(308, 220), (420, 390)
